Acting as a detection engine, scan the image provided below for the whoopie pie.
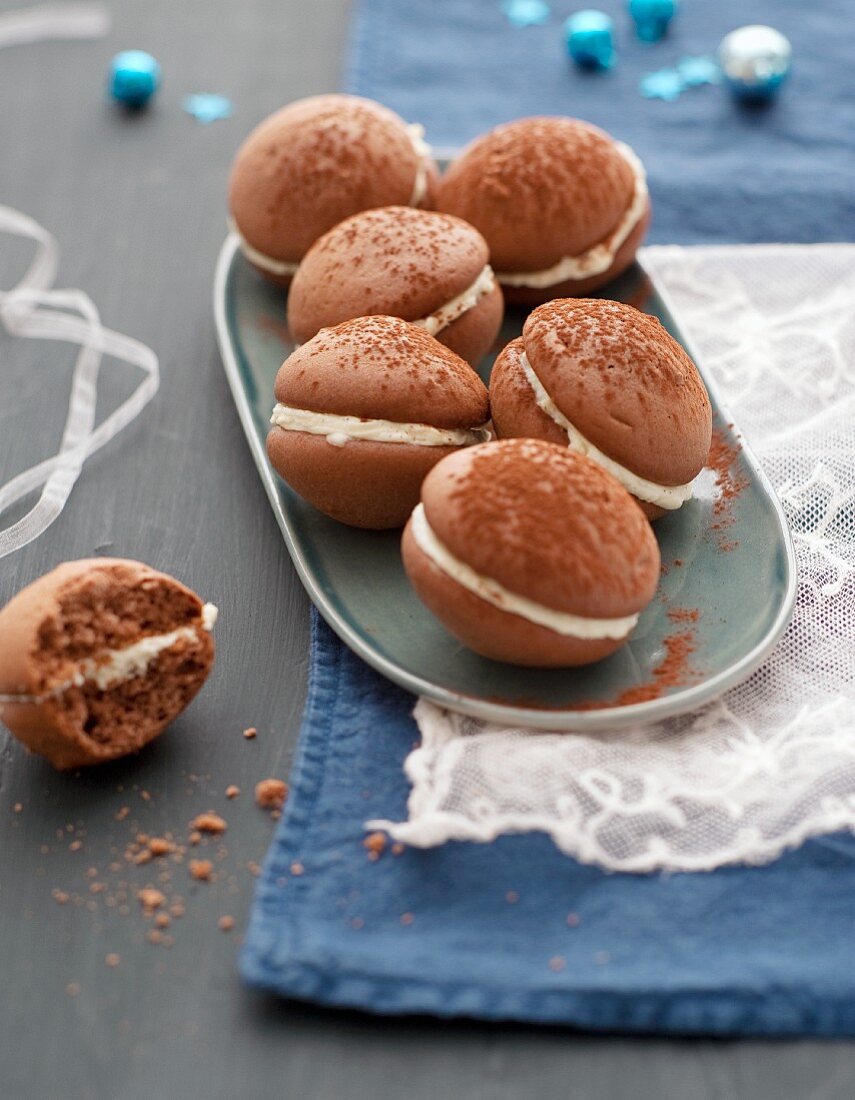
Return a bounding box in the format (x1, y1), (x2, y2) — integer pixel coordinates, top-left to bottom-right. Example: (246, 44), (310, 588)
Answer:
(490, 299), (712, 520)
(437, 116), (650, 304)
(0, 560), (216, 770)
(266, 316), (490, 529)
(287, 206), (503, 367)
(229, 94), (439, 286)
(402, 439), (660, 667)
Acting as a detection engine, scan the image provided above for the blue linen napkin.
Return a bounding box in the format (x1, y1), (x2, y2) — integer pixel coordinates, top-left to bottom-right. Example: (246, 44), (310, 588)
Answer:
(242, 0), (855, 1032)
(242, 615), (855, 1035)
(345, 0), (855, 245)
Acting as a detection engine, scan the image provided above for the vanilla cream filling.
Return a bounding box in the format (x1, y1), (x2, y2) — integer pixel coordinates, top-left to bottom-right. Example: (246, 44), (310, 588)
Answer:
(229, 219), (301, 277)
(271, 403), (490, 448)
(518, 353), (693, 509)
(496, 143), (649, 288)
(411, 504), (638, 640)
(406, 123), (433, 207)
(412, 265), (496, 337)
(0, 604), (218, 705)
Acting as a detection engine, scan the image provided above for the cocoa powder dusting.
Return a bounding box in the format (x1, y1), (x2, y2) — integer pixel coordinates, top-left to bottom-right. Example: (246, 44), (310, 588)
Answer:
(706, 428), (747, 551)
(667, 606), (700, 624)
(615, 631), (698, 706)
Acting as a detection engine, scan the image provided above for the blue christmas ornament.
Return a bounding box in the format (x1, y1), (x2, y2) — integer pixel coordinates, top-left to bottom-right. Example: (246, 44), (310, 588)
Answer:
(628, 0), (677, 42)
(717, 25), (791, 103)
(564, 10), (615, 71)
(109, 50), (161, 108)
(502, 0), (551, 28)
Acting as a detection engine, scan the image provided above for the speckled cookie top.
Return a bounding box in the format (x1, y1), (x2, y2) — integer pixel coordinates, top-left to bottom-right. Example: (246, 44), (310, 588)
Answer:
(436, 117), (635, 272)
(287, 206), (489, 343)
(229, 95), (431, 264)
(523, 299), (712, 485)
(420, 439), (660, 618)
(273, 316), (490, 428)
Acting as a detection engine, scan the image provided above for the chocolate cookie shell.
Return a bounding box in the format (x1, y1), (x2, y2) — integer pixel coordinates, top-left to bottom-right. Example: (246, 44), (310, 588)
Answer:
(287, 206), (503, 367)
(266, 316), (490, 529)
(229, 95), (439, 286)
(490, 300), (712, 520)
(0, 560), (216, 770)
(436, 116), (649, 304)
(402, 439), (660, 667)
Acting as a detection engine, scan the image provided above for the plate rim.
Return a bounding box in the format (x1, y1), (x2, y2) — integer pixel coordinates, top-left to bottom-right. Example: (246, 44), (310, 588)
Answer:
(214, 232), (798, 731)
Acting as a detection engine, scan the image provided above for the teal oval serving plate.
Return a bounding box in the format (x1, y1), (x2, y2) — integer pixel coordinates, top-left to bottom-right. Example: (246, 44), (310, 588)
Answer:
(214, 232), (796, 731)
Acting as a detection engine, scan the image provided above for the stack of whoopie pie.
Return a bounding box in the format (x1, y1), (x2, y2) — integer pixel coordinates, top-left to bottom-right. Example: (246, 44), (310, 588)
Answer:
(229, 96), (712, 669)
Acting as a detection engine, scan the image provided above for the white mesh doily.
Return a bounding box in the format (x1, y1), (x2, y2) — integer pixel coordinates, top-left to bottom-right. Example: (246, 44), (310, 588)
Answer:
(371, 245), (855, 873)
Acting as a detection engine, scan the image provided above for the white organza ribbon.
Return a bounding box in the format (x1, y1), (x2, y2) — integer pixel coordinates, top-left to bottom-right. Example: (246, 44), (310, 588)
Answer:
(0, 206), (159, 558)
(0, 3), (109, 48)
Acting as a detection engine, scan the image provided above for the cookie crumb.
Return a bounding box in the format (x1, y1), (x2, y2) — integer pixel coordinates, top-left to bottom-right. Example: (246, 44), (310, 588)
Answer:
(190, 812), (227, 835)
(189, 860), (214, 882)
(105, 954), (120, 968)
(255, 779), (288, 811)
(243, 727), (257, 740)
(218, 915), (235, 932)
(225, 785), (240, 799)
(363, 831), (387, 860)
(138, 888), (166, 912)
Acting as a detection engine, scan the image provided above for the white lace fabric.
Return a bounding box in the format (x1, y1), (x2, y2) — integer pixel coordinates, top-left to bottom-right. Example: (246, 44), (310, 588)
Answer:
(372, 245), (855, 873)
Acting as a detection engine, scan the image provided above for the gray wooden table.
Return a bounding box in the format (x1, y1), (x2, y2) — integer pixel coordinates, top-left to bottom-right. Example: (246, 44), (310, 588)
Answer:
(0, 2), (852, 1097)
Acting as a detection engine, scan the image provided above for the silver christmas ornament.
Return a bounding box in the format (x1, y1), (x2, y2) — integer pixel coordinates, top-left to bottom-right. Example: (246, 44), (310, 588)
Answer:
(717, 25), (791, 102)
